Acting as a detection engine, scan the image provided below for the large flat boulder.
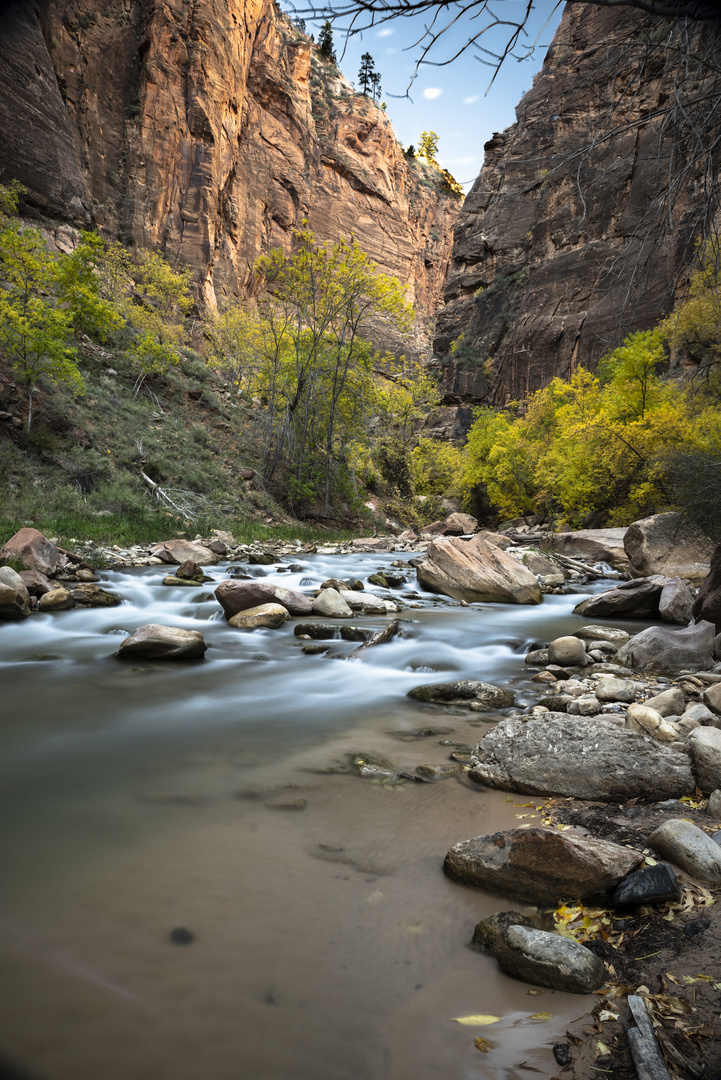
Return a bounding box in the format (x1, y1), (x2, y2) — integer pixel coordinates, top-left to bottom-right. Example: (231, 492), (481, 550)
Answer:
(469, 715), (695, 800)
(572, 576), (665, 619)
(624, 512), (714, 585)
(151, 539), (218, 566)
(215, 579), (311, 619)
(417, 534), (541, 604)
(1, 527), (61, 576)
(615, 620), (716, 673)
(116, 624), (207, 660)
(408, 680), (514, 710)
(546, 528), (629, 568)
(444, 826), (643, 905)
(692, 541), (721, 632)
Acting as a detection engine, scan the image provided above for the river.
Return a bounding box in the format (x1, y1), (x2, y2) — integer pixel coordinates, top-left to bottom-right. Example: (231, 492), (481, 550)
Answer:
(0, 550), (642, 1080)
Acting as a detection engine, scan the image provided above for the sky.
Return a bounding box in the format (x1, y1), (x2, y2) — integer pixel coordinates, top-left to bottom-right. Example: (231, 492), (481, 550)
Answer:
(299, 0), (566, 191)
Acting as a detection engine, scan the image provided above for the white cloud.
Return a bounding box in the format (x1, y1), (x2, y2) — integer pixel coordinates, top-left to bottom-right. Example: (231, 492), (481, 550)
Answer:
(377, 28), (393, 37)
(422, 87), (443, 100)
(384, 47), (397, 55)
(463, 95), (480, 104)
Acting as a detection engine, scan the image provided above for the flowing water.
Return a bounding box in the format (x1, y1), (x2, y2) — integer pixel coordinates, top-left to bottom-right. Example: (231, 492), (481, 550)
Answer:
(0, 552), (644, 1080)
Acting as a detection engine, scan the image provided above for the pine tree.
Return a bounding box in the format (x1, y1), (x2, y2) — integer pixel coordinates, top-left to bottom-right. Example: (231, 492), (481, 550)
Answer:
(370, 71), (382, 101)
(318, 21), (336, 64)
(358, 53), (376, 95)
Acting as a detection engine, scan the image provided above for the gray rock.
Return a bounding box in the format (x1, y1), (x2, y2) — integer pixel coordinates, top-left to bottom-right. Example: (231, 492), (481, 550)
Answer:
(575, 625), (630, 645)
(215, 579), (311, 618)
(444, 826), (642, 905)
(649, 818), (721, 883)
(681, 702), (718, 726)
(658, 577), (695, 625)
(117, 624), (207, 660)
(573, 577), (666, 620)
(624, 512), (714, 585)
(151, 539), (218, 566)
(311, 588), (353, 618)
(495, 924), (607, 994)
(595, 677), (636, 704)
(566, 696), (601, 716)
(417, 534), (542, 604)
(0, 566), (30, 604)
(612, 864), (681, 908)
(525, 648), (550, 666)
(548, 636), (588, 666)
(471, 910), (535, 952)
(228, 603), (289, 630)
(703, 683), (721, 715)
(339, 590), (388, 615)
(686, 727), (721, 794)
(408, 680), (514, 710)
(645, 687), (686, 717)
(469, 716), (695, 800)
(415, 763), (464, 781)
(545, 528), (629, 569)
(707, 790), (721, 821)
(615, 620), (716, 673)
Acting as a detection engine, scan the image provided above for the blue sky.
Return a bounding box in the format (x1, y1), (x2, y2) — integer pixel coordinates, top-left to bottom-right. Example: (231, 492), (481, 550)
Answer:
(300, 1), (565, 190)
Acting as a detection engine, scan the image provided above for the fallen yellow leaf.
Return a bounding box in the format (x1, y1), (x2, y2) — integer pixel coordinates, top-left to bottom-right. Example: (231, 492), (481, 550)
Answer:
(527, 1012), (553, 1021)
(473, 1037), (491, 1053)
(450, 1015), (501, 1026)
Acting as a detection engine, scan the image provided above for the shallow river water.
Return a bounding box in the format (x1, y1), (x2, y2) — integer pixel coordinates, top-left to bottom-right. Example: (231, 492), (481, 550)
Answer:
(0, 551), (649, 1080)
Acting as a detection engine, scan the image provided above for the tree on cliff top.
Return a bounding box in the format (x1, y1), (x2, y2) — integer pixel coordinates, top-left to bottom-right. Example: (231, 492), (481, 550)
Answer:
(318, 20), (337, 63)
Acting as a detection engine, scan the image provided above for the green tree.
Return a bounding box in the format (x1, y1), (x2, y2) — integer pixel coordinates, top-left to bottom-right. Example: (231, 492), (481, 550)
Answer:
(318, 20), (337, 63)
(418, 130), (439, 164)
(56, 231), (125, 343)
(358, 52), (377, 96)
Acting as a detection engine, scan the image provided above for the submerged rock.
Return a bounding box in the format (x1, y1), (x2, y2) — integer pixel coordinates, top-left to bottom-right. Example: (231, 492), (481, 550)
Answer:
(408, 680), (514, 710)
(417, 534), (542, 604)
(469, 716), (695, 800)
(444, 827), (642, 905)
(117, 624), (207, 660)
(495, 924), (606, 994)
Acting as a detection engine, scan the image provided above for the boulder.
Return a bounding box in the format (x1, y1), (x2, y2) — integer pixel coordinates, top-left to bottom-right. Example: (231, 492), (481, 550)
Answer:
(692, 541), (721, 632)
(624, 512), (714, 585)
(658, 577), (694, 625)
(0, 581), (31, 619)
(524, 551), (565, 578)
(18, 569), (52, 596)
(0, 566), (30, 604)
(625, 703), (665, 736)
(471, 911), (535, 952)
(320, 578), (350, 592)
(686, 727), (721, 794)
(703, 683), (721, 714)
(176, 559), (205, 580)
(615, 620), (716, 673)
(644, 687), (686, 717)
(351, 538), (391, 553)
(68, 584), (121, 608)
(407, 680), (514, 710)
(612, 864), (681, 909)
(151, 539), (218, 566)
(311, 588), (353, 618)
(494, 925), (606, 994)
(476, 531), (513, 550)
(548, 636), (588, 666)
(38, 587), (73, 611)
(574, 625), (630, 645)
(546, 528), (629, 568)
(444, 827), (643, 905)
(649, 818), (721, 884)
(469, 716), (695, 800)
(417, 534), (542, 604)
(228, 603), (289, 630)
(572, 577), (665, 619)
(215, 580), (311, 619)
(595, 677), (636, 704)
(708, 790), (721, 821)
(442, 512), (478, 535)
(681, 702), (718, 726)
(1, 527), (61, 576)
(117, 624), (207, 660)
(339, 590), (388, 615)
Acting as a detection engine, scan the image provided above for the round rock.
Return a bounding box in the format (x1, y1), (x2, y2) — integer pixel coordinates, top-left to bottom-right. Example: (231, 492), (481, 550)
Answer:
(548, 636), (588, 667)
(649, 818), (721, 884)
(494, 924), (606, 994)
(117, 624), (207, 660)
(228, 603), (290, 630)
(686, 727), (721, 794)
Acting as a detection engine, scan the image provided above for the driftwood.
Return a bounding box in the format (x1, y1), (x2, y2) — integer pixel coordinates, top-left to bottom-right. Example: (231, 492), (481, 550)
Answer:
(627, 995), (672, 1080)
(348, 619), (402, 658)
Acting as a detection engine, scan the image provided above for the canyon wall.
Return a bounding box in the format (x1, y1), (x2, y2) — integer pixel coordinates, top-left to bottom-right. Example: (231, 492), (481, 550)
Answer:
(0, 0), (459, 347)
(433, 3), (721, 427)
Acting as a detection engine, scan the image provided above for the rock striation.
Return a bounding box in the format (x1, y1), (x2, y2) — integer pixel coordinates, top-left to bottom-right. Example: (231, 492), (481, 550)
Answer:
(0, 0), (459, 352)
(433, 5), (721, 417)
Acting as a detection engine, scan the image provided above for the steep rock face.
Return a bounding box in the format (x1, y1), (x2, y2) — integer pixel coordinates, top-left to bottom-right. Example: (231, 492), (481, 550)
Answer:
(0, 0), (458, 345)
(434, 4), (720, 414)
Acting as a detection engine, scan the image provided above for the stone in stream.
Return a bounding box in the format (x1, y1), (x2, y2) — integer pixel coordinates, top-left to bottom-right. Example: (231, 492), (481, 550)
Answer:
(548, 636), (588, 666)
(574, 625), (630, 645)
(648, 818), (721, 884)
(470, 911), (535, 952)
(176, 559), (205, 580)
(151, 539), (218, 566)
(595, 677), (636, 704)
(320, 577), (350, 591)
(38, 587), (74, 611)
(545, 527), (629, 568)
(686, 727), (721, 794)
(228, 603), (289, 630)
(469, 716), (695, 800)
(625, 703), (665, 736)
(444, 827), (642, 905)
(524, 648), (550, 666)
(0, 566), (30, 604)
(417, 534), (542, 604)
(414, 763), (463, 782)
(311, 588), (353, 618)
(117, 624), (207, 660)
(215, 579), (311, 618)
(615, 620), (716, 673)
(658, 577), (695, 625)
(339, 590), (388, 615)
(67, 583), (122, 608)
(349, 620), (403, 657)
(624, 512), (714, 585)
(494, 925), (606, 994)
(407, 680), (514, 710)
(573, 577), (666, 619)
(163, 575), (199, 587)
(611, 864), (681, 909)
(1, 527), (61, 576)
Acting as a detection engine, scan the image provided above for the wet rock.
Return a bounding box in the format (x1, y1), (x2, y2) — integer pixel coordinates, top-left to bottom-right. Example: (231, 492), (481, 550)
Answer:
(648, 818), (721, 883)
(415, 763), (463, 781)
(595, 676), (636, 704)
(170, 928), (194, 945)
(68, 584), (122, 608)
(469, 716), (695, 800)
(537, 695), (573, 712)
(615, 620), (716, 673)
(444, 827), (643, 905)
(0, 581), (31, 619)
(228, 603), (289, 630)
(612, 864), (681, 908)
(273, 586), (313, 616)
(573, 577), (665, 619)
(548, 636), (588, 666)
(495, 924), (606, 994)
(644, 687), (686, 717)
(408, 680), (514, 710)
(117, 624), (207, 660)
(350, 751), (396, 778)
(684, 917), (711, 938)
(708, 790), (721, 820)
(312, 588), (353, 618)
(339, 590), (388, 615)
(574, 625), (630, 645)
(686, 727), (721, 794)
(151, 539), (218, 566)
(38, 587), (73, 611)
(417, 534), (542, 604)
(658, 577), (695, 625)
(1, 527), (61, 576)
(176, 559), (204, 580)
(525, 648), (550, 666)
(553, 1045), (573, 1067)
(163, 575), (199, 587)
(471, 910), (535, 952)
(320, 577), (349, 591)
(215, 579), (311, 618)
(248, 552), (275, 565)
(75, 567), (98, 582)
(367, 572), (389, 588)
(531, 670), (558, 684)
(624, 512), (714, 585)
(349, 620), (402, 656)
(294, 623), (340, 639)
(302, 643), (330, 654)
